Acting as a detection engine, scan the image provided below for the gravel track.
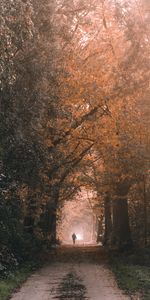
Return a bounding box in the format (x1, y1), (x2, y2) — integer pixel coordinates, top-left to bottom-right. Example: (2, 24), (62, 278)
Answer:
(10, 246), (130, 300)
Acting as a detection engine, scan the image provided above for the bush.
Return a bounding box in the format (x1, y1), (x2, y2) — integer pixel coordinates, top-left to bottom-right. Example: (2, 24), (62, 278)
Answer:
(0, 246), (18, 278)
(110, 249), (150, 299)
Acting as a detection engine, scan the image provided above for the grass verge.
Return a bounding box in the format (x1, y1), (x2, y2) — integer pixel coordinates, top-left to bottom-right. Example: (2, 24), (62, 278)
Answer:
(0, 262), (39, 300)
(110, 248), (150, 300)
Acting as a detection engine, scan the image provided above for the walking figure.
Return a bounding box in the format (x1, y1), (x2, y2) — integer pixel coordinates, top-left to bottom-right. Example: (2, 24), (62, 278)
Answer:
(72, 233), (77, 245)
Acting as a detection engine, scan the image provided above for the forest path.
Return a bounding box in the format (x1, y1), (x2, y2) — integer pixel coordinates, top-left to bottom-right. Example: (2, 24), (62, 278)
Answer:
(10, 246), (130, 300)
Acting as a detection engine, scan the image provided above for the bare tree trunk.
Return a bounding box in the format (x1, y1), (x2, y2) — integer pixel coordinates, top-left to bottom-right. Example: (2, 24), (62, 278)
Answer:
(46, 184), (60, 242)
(103, 193), (112, 246)
(112, 196), (132, 250)
(143, 175), (148, 247)
(96, 216), (102, 243)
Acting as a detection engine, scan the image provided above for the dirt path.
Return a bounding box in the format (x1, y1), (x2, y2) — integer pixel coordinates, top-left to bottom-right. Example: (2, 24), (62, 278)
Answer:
(10, 246), (130, 300)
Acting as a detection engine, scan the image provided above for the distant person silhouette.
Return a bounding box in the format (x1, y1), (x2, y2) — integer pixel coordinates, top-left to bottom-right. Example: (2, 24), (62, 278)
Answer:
(72, 233), (77, 245)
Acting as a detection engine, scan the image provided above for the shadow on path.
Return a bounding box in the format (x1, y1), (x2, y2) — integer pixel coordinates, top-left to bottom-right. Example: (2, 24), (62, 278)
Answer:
(54, 271), (88, 299)
(46, 245), (108, 265)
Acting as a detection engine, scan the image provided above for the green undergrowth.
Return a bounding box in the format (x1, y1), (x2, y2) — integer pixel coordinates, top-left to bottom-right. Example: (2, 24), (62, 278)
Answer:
(110, 248), (150, 300)
(0, 261), (40, 300)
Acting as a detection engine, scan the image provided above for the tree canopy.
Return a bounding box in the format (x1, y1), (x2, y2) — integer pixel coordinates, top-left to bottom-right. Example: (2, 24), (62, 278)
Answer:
(0, 0), (150, 276)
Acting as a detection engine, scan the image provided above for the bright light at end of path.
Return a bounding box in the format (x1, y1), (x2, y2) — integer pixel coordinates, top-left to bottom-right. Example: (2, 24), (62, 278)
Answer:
(76, 233), (83, 240)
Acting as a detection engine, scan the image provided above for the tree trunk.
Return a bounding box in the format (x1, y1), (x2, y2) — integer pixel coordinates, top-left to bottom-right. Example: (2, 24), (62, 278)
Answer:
(45, 184), (60, 242)
(24, 216), (34, 234)
(143, 175), (148, 247)
(103, 193), (112, 246)
(112, 196), (132, 250)
(96, 217), (102, 243)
